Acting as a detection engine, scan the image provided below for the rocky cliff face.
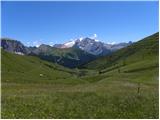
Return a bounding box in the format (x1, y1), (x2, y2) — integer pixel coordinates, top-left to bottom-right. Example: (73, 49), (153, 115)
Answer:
(1, 38), (28, 55)
(73, 38), (110, 56)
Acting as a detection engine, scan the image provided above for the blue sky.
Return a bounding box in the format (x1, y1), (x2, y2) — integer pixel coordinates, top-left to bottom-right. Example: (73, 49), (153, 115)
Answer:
(1, 1), (158, 46)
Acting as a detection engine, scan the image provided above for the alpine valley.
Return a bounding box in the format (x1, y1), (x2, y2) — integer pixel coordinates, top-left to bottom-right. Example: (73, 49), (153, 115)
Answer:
(1, 32), (159, 119)
(1, 37), (131, 68)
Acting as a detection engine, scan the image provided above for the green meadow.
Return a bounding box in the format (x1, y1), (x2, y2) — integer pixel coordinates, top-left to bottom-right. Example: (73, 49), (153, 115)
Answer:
(1, 33), (159, 118)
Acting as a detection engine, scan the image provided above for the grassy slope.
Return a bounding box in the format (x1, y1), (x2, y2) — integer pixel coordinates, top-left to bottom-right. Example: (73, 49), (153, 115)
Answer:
(83, 32), (158, 70)
(1, 50), (87, 84)
(1, 33), (159, 119)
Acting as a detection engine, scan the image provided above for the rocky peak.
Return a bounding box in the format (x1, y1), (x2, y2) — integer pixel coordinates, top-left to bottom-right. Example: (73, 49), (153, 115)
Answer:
(1, 38), (27, 55)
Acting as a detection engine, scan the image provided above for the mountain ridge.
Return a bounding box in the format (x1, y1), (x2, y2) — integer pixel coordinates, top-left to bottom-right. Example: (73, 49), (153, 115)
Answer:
(1, 36), (131, 68)
(82, 32), (159, 70)
(1, 38), (96, 68)
(53, 37), (132, 56)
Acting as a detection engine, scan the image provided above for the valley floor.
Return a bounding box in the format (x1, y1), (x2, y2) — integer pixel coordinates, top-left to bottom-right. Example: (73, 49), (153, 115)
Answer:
(2, 67), (158, 118)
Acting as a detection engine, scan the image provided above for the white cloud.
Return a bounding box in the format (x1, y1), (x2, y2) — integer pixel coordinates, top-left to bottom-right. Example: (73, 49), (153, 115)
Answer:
(94, 34), (97, 38)
(90, 34), (98, 39)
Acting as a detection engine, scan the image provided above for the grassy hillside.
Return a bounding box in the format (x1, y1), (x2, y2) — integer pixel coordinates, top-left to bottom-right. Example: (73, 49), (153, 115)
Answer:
(83, 32), (158, 70)
(1, 32), (159, 119)
(1, 50), (88, 84)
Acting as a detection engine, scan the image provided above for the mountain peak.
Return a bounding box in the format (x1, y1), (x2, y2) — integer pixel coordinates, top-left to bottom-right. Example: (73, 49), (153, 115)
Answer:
(1, 38), (28, 55)
(53, 37), (131, 56)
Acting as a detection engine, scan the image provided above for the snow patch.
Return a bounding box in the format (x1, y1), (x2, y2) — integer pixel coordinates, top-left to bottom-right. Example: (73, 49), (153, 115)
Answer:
(64, 41), (75, 48)
(14, 52), (24, 55)
(95, 39), (99, 42)
(79, 37), (83, 41)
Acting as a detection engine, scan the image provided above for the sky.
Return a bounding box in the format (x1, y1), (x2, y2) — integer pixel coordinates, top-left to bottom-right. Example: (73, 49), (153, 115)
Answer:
(1, 1), (159, 46)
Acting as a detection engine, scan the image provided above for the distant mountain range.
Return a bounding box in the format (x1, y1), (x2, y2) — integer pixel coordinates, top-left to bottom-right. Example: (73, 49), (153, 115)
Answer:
(54, 37), (132, 56)
(1, 37), (132, 68)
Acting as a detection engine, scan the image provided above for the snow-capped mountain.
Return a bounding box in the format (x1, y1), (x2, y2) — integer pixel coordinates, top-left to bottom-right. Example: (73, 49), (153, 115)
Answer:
(54, 37), (132, 56)
(1, 36), (132, 57)
(73, 37), (110, 55)
(54, 41), (75, 48)
(1, 37), (132, 68)
(62, 41), (75, 48)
